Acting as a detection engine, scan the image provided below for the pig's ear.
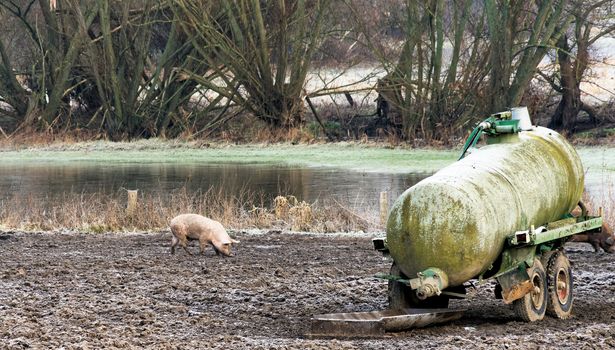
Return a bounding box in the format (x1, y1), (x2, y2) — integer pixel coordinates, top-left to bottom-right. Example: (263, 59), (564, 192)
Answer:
(231, 239), (240, 244)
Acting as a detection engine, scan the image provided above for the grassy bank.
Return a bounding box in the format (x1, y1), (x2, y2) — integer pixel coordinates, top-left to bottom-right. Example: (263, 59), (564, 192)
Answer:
(1, 140), (613, 174)
(0, 140), (457, 173)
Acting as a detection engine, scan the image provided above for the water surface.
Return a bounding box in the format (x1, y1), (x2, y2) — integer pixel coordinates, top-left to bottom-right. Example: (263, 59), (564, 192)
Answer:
(0, 163), (429, 207)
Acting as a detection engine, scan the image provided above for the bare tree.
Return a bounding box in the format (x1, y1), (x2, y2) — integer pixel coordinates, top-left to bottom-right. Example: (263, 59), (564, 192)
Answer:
(0, 0), (99, 128)
(0, 0), (215, 138)
(174, 0), (331, 128)
(351, 0), (491, 140)
(350, 0), (576, 141)
(484, 0), (572, 112)
(542, 0), (615, 131)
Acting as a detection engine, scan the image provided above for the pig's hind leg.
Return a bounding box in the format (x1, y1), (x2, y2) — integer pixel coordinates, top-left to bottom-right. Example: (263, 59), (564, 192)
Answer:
(180, 236), (193, 255)
(171, 236), (179, 254)
(591, 239), (601, 252)
(170, 225), (191, 255)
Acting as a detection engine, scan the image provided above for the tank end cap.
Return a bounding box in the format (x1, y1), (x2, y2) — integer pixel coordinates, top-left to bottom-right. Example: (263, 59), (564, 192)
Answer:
(409, 268), (449, 300)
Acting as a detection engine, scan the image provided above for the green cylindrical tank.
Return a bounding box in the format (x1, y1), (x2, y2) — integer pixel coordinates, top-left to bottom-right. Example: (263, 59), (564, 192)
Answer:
(387, 126), (584, 288)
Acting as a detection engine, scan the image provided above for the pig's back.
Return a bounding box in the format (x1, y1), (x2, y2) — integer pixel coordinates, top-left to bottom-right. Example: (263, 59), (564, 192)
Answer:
(171, 214), (224, 237)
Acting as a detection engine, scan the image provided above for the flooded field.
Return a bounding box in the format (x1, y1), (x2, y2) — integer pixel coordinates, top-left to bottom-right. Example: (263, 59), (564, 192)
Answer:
(0, 231), (613, 349)
(0, 144), (612, 211)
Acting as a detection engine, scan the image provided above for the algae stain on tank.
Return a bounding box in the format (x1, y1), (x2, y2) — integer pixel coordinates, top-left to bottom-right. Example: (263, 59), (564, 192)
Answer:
(387, 124), (584, 287)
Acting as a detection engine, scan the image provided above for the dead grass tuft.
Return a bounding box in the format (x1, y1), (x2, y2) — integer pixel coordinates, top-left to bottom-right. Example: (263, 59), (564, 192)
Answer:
(288, 201), (313, 231)
(0, 127), (104, 149)
(585, 179), (615, 230)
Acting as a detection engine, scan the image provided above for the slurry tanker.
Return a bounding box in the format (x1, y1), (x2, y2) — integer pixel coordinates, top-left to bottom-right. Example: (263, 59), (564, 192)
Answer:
(310, 107), (604, 337)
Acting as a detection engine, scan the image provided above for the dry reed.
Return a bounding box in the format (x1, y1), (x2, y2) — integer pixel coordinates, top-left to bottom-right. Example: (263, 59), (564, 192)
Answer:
(0, 188), (381, 233)
(585, 178), (615, 230)
(4, 180), (609, 235)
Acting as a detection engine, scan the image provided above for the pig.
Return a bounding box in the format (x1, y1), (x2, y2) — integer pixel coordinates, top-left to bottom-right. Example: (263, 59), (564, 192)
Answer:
(569, 222), (615, 253)
(169, 214), (239, 256)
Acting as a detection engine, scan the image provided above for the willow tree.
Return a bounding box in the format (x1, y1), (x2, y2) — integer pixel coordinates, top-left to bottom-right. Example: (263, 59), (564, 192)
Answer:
(484, 0), (572, 113)
(353, 0), (490, 140)
(80, 1), (210, 138)
(174, 0), (331, 128)
(0, 0), (99, 127)
(544, 0), (615, 131)
(0, 13), (30, 118)
(354, 0), (575, 141)
(78, 0), (223, 139)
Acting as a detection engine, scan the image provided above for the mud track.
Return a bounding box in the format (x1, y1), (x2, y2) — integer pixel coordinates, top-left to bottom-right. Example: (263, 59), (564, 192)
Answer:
(1, 231), (614, 349)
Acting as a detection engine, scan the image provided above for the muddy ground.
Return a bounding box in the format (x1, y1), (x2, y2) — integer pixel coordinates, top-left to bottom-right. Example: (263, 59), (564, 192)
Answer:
(0, 231), (614, 349)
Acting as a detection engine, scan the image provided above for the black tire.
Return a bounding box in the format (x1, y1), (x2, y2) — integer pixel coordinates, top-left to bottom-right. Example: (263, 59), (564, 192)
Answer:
(545, 251), (573, 319)
(388, 263), (449, 309)
(540, 250), (556, 270)
(513, 259), (548, 322)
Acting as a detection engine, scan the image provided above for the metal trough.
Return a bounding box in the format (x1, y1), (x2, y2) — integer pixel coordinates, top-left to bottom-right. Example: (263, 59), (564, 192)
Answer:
(308, 308), (465, 337)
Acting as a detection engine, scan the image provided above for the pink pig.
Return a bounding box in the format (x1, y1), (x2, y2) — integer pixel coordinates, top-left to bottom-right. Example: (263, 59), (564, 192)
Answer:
(170, 214), (240, 256)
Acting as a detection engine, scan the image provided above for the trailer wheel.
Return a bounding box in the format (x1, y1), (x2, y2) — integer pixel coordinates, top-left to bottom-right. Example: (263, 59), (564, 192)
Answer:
(545, 251), (573, 319)
(388, 263), (448, 309)
(513, 259), (547, 322)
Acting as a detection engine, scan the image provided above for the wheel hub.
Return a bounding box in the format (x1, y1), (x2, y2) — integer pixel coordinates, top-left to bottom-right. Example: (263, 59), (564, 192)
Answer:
(556, 268), (570, 304)
(530, 273), (544, 308)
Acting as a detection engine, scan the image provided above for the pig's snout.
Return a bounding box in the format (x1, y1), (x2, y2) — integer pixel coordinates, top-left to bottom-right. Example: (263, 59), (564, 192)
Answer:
(221, 248), (234, 257)
(214, 242), (235, 257)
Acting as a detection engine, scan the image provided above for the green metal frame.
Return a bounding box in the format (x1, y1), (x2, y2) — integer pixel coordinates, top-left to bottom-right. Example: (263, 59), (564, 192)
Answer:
(482, 214), (602, 282)
(507, 216), (603, 247)
(375, 214), (603, 297)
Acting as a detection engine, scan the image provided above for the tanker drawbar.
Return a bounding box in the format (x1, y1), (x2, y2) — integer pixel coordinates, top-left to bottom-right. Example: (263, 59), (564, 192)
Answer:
(309, 107), (604, 337)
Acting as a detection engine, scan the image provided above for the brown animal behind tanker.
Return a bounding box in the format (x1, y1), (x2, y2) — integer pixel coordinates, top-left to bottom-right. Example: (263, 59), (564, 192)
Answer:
(569, 222), (615, 253)
(170, 214), (239, 256)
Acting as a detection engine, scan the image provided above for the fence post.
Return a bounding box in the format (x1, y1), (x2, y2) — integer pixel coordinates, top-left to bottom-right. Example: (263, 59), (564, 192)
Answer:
(127, 189), (138, 216)
(379, 191), (388, 226)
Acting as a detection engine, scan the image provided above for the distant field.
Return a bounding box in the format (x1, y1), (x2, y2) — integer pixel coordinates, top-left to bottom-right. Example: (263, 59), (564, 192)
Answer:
(0, 141), (613, 176)
(0, 141), (458, 173)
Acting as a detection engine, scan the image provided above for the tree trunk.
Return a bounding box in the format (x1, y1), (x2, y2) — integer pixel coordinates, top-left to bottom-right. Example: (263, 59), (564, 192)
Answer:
(0, 39), (30, 117)
(484, 0), (511, 113)
(549, 35), (583, 131)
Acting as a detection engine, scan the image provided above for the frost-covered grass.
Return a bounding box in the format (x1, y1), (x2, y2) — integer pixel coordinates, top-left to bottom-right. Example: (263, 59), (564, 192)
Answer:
(1, 141), (614, 177)
(0, 141), (458, 173)
(577, 147), (615, 193)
